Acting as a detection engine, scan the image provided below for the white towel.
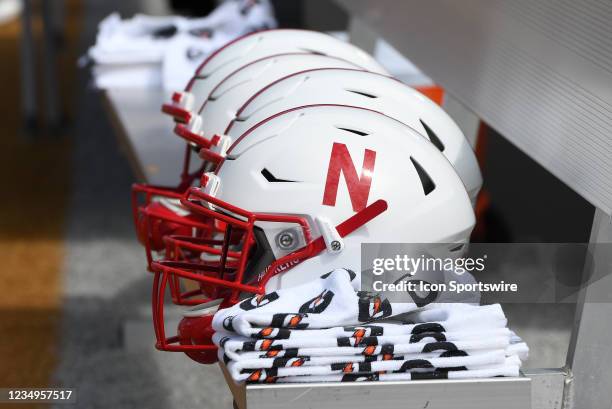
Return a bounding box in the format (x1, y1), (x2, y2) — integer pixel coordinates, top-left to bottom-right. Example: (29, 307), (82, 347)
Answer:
(229, 351), (512, 382)
(224, 348), (522, 371)
(507, 340), (530, 361)
(244, 357), (521, 383)
(217, 303), (508, 340)
(212, 269), (425, 336)
(211, 267), (527, 383)
(88, 0), (277, 89)
(89, 1), (275, 65)
(215, 331), (512, 362)
(92, 63), (162, 89)
(217, 328), (512, 352)
(227, 350), (509, 369)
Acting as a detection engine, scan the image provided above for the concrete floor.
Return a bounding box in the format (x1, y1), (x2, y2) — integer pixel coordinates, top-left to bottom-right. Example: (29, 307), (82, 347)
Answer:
(51, 1), (232, 408)
(51, 80), (232, 408)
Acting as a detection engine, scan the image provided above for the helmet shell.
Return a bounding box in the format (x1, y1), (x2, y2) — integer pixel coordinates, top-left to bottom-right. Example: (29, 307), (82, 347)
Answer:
(215, 105), (475, 290)
(225, 68), (482, 204)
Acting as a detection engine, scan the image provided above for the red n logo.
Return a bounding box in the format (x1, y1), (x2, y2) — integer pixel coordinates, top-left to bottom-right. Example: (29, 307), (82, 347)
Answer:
(322, 142), (376, 212)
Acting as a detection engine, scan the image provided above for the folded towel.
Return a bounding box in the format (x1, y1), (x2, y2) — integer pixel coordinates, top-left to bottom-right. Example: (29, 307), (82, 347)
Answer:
(92, 63), (162, 89)
(212, 267), (527, 384)
(90, 1), (275, 65)
(215, 331), (512, 361)
(216, 327), (512, 352)
(213, 269), (427, 336)
(88, 0), (277, 89)
(227, 350), (513, 382)
(246, 359), (521, 383)
(219, 303), (508, 340)
(221, 341), (527, 362)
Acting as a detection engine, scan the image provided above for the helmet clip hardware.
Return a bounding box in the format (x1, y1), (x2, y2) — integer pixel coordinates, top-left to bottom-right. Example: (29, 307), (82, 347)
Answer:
(316, 217), (344, 254)
(276, 229), (299, 251)
(161, 91), (195, 123)
(201, 172), (221, 203)
(174, 115), (213, 149)
(210, 134), (233, 157)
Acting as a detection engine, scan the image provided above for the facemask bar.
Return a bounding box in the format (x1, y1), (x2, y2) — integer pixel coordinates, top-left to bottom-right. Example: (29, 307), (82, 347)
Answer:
(182, 187), (320, 294)
(149, 188), (316, 354)
(150, 183), (315, 306)
(177, 188), (390, 297)
(151, 184), (389, 354)
(162, 234), (242, 305)
(151, 262), (220, 355)
(131, 183), (217, 270)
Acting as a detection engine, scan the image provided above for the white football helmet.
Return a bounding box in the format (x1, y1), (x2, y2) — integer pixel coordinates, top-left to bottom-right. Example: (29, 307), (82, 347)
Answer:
(212, 68), (482, 204)
(136, 30), (388, 259)
(151, 105), (475, 363)
(136, 31), (386, 268)
(162, 29), (388, 122)
(175, 53), (362, 152)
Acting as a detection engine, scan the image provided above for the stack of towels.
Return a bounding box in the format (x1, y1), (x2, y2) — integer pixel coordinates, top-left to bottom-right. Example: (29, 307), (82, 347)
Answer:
(212, 269), (528, 384)
(87, 0), (276, 90)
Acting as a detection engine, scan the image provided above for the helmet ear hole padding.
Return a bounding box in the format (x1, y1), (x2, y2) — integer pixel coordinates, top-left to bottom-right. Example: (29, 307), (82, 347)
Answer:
(241, 226), (276, 287)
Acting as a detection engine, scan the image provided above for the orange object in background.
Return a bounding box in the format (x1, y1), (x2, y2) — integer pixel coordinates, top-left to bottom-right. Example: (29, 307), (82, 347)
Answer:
(415, 85), (445, 106)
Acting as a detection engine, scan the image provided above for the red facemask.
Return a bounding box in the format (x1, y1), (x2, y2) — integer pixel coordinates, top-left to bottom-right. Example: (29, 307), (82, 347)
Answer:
(150, 186), (387, 364)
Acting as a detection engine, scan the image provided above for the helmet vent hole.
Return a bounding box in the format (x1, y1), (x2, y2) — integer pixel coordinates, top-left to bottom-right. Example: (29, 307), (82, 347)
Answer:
(298, 48), (326, 56)
(346, 89), (378, 99)
(261, 168), (297, 183)
(450, 244), (464, 252)
(410, 157), (436, 195)
(337, 127), (369, 136)
(419, 119), (445, 152)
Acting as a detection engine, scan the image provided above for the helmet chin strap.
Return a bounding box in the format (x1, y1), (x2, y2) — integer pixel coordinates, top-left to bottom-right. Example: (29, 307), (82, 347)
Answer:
(255, 199), (389, 291)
